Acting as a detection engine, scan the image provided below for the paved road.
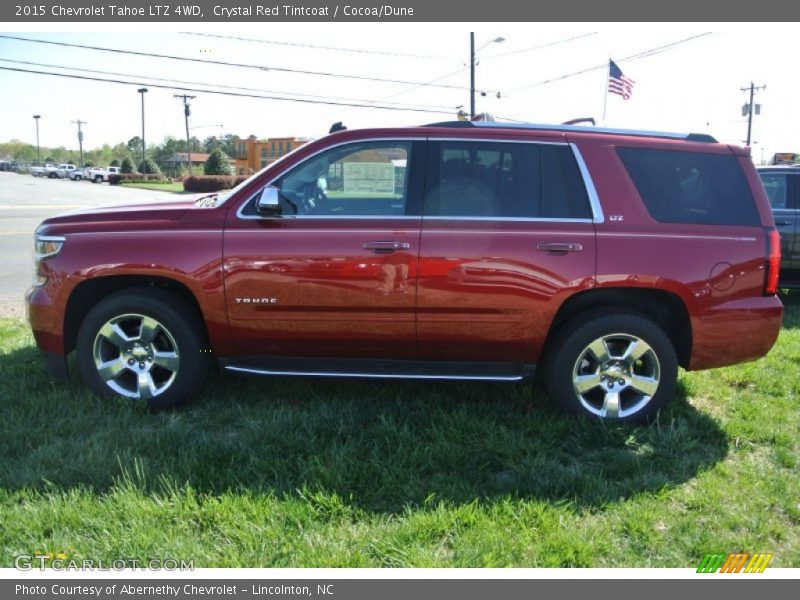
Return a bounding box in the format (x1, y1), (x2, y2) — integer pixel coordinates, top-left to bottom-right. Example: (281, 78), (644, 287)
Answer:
(0, 172), (181, 316)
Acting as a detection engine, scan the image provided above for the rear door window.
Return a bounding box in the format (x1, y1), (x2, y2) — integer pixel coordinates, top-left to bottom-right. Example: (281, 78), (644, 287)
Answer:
(617, 147), (761, 226)
(759, 173), (789, 209)
(424, 141), (592, 219)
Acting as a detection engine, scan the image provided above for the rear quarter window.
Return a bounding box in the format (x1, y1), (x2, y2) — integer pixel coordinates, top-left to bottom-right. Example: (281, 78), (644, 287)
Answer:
(617, 147), (761, 226)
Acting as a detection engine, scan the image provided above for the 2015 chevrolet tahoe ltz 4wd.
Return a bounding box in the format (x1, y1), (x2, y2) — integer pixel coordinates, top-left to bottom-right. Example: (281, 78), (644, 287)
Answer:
(26, 121), (783, 423)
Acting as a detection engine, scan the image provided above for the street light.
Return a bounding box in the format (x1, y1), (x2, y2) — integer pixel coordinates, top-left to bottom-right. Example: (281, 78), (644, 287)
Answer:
(33, 115), (41, 165)
(470, 34), (505, 118)
(137, 88), (148, 172)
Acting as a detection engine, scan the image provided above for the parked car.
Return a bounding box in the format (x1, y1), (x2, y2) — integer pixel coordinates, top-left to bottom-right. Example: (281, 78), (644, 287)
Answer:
(30, 163), (55, 177)
(757, 165), (799, 288)
(86, 166), (121, 183)
(69, 167), (89, 181)
(54, 164), (77, 179)
(27, 121), (783, 422)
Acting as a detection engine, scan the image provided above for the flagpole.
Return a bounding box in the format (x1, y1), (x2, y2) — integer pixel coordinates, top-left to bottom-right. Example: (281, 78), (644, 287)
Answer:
(602, 56), (610, 127)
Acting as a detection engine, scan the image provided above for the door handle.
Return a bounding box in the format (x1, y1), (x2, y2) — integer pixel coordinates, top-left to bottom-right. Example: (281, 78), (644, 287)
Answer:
(362, 241), (411, 253)
(537, 242), (583, 254)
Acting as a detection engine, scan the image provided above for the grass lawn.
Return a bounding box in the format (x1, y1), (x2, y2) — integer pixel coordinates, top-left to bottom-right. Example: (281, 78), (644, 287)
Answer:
(120, 181), (186, 193)
(0, 294), (797, 567)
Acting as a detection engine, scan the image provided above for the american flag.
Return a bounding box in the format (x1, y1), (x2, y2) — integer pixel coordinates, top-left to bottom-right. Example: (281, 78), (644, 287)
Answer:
(608, 59), (635, 99)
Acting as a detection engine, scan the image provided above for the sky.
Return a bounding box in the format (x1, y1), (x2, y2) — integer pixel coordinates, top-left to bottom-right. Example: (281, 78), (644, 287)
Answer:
(0, 23), (797, 164)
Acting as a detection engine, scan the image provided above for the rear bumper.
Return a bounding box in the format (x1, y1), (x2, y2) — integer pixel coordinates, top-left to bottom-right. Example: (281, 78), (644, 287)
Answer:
(689, 296), (783, 370)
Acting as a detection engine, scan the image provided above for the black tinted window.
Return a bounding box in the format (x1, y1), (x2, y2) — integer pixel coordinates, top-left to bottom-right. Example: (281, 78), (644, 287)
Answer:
(617, 147), (760, 226)
(759, 173), (788, 209)
(425, 141), (592, 219)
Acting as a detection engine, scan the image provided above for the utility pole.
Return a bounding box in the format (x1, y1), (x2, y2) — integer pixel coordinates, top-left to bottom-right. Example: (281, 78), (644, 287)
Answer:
(740, 82), (766, 146)
(71, 119), (87, 166)
(32, 115), (41, 165)
(469, 32), (475, 119)
(137, 88), (148, 172)
(174, 94), (196, 175)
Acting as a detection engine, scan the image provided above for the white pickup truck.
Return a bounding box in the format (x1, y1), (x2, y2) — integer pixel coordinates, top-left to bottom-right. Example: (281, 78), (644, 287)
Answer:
(55, 164), (77, 179)
(30, 163), (55, 177)
(86, 166), (121, 183)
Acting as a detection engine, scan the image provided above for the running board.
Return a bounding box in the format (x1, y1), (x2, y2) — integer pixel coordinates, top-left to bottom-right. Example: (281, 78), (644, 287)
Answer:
(221, 356), (535, 382)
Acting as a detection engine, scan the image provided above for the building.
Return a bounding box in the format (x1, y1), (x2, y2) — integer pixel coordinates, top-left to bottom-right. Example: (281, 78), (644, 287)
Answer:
(234, 135), (310, 176)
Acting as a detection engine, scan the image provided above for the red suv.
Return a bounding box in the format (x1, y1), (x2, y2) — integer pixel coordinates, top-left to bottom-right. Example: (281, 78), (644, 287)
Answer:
(26, 121), (783, 422)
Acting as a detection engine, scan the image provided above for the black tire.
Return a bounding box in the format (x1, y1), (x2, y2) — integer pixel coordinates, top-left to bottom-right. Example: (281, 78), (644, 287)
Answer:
(74, 175), (82, 181)
(48, 172), (56, 179)
(94, 175), (103, 183)
(543, 310), (677, 424)
(76, 287), (210, 409)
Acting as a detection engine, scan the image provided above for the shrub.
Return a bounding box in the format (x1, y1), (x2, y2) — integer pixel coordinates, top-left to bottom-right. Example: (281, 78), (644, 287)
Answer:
(204, 148), (232, 176)
(183, 175), (247, 193)
(138, 158), (161, 175)
(109, 159), (120, 167)
(109, 173), (167, 186)
(120, 157), (135, 174)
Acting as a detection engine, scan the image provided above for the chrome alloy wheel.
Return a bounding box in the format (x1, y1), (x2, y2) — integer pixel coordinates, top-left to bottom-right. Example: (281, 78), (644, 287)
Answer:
(92, 313), (180, 400)
(571, 333), (661, 419)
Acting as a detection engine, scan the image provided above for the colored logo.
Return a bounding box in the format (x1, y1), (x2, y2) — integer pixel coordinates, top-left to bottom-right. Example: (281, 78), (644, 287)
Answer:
(697, 553), (773, 573)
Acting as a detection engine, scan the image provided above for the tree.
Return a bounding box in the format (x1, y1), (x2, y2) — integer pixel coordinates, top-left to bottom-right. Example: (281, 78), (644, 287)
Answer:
(139, 157), (161, 175)
(120, 156), (135, 173)
(204, 148), (232, 176)
(110, 159), (120, 167)
(203, 135), (220, 154)
(127, 136), (143, 156)
(219, 134), (238, 158)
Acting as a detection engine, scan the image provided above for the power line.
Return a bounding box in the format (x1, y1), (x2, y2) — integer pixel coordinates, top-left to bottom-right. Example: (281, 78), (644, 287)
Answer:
(0, 34), (482, 92)
(179, 32), (456, 60)
(0, 57), (457, 112)
(0, 65), (452, 114)
(511, 32), (713, 93)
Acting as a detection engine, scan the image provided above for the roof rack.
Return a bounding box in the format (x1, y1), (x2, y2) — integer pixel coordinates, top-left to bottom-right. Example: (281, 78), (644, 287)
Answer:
(423, 120), (718, 143)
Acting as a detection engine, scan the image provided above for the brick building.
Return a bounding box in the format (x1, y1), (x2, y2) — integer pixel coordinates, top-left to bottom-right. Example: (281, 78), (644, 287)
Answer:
(234, 135), (311, 176)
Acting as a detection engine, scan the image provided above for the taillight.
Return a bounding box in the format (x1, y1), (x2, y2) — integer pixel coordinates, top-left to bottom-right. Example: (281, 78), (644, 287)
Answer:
(764, 229), (781, 295)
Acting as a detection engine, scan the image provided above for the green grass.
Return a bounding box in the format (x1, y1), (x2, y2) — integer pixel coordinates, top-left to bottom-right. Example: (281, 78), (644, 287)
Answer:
(0, 294), (798, 567)
(120, 181), (186, 193)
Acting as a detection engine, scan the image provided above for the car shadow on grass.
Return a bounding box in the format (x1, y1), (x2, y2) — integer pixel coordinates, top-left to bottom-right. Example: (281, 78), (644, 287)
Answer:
(779, 290), (799, 329)
(0, 345), (729, 515)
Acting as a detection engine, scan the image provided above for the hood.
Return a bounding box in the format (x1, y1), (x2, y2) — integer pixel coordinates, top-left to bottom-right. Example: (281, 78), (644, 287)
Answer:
(35, 197), (206, 236)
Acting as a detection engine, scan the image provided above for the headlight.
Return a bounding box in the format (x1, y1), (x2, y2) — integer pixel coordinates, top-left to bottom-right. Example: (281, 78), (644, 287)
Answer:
(35, 236), (65, 260)
(33, 234), (65, 286)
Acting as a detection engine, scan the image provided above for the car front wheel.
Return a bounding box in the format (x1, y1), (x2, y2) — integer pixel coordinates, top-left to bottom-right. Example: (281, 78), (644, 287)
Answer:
(76, 287), (210, 409)
(543, 311), (677, 424)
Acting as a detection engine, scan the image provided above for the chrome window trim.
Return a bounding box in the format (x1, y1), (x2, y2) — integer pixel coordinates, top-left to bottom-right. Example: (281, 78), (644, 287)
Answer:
(235, 136), (600, 223)
(422, 216), (594, 223)
(569, 143), (604, 224)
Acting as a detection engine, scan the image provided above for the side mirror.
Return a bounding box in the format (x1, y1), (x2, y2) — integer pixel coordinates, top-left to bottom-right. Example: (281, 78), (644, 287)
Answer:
(256, 186), (282, 216)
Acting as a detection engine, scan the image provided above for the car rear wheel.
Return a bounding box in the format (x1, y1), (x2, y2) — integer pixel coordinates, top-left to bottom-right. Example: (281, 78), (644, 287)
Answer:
(76, 287), (210, 409)
(94, 175), (103, 183)
(543, 311), (677, 424)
